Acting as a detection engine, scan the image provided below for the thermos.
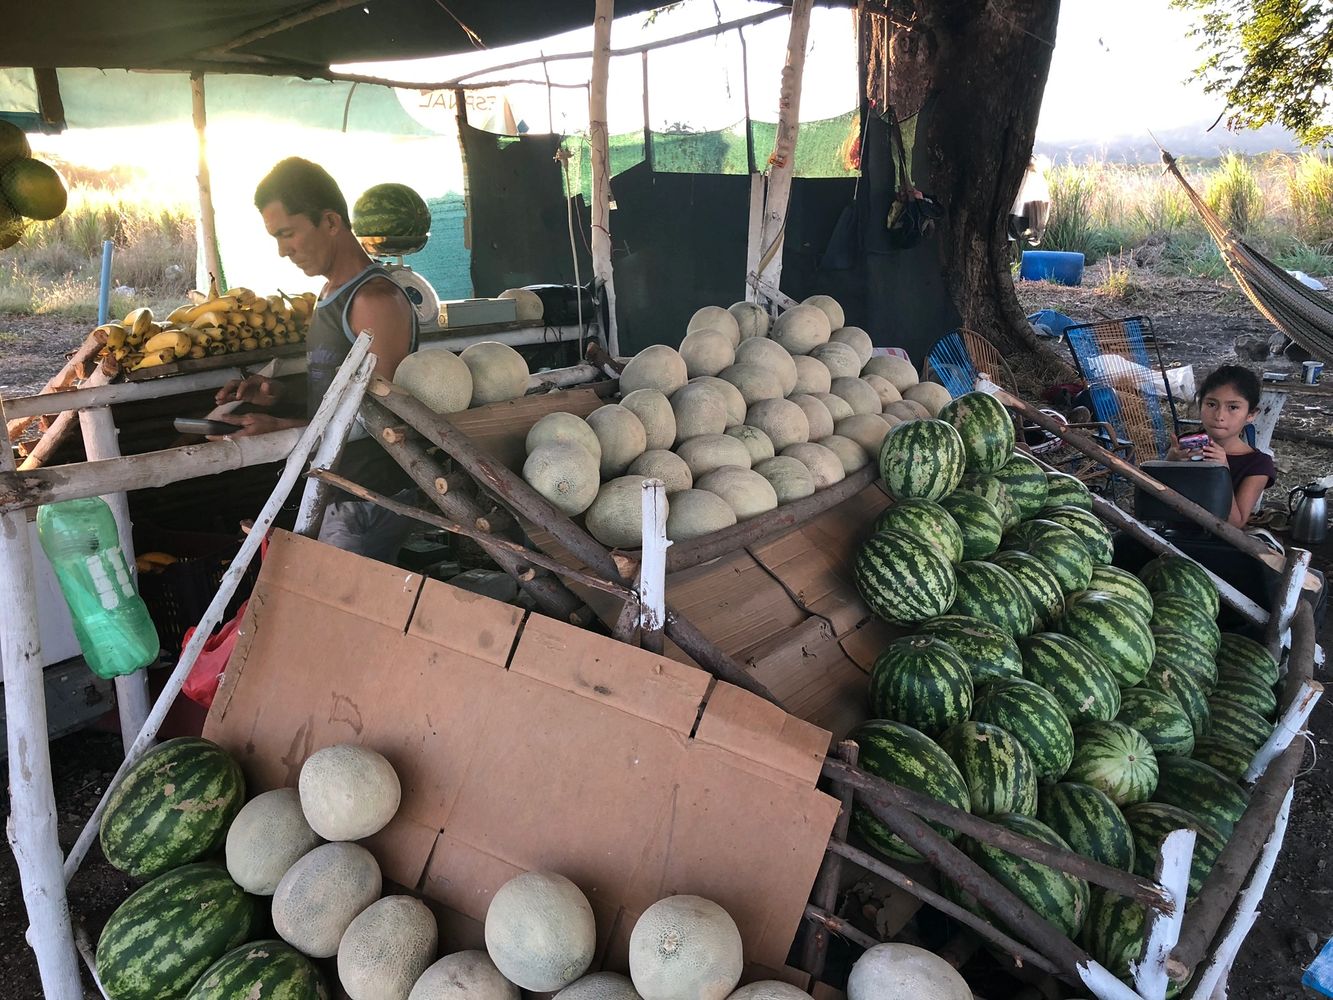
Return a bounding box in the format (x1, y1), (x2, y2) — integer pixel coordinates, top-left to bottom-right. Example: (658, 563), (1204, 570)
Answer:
(1287, 481), (1329, 547)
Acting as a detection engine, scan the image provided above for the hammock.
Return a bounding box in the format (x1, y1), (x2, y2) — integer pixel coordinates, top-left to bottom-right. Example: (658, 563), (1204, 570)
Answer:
(1162, 150), (1333, 362)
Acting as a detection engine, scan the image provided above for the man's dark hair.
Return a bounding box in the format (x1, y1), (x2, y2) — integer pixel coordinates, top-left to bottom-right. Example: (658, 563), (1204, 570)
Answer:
(1198, 364), (1262, 411)
(254, 157), (349, 227)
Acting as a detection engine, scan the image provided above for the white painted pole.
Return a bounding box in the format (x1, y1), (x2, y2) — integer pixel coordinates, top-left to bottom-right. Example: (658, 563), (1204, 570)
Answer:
(588, 0), (619, 355)
(638, 478), (669, 654)
(293, 353), (376, 537)
(1133, 828), (1195, 1000)
(1263, 548), (1311, 660)
(191, 72), (224, 292)
(0, 397), (83, 1000)
(1077, 960), (1149, 1000)
(745, 173), (765, 302)
(1244, 680), (1322, 783)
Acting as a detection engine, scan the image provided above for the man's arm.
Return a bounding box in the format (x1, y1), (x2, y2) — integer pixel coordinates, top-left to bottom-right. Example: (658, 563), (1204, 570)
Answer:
(347, 278), (414, 380)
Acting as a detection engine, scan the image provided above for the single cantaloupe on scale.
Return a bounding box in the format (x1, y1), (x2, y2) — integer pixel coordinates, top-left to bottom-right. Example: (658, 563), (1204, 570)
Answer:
(526, 411), (602, 465)
(769, 304), (831, 356)
(734, 338), (797, 396)
(555, 971), (643, 998)
(628, 450), (693, 494)
(902, 381), (953, 416)
(820, 434), (870, 473)
(587, 404), (648, 477)
(620, 388), (677, 451)
(689, 375), (747, 427)
(665, 489), (737, 541)
(861, 372), (902, 409)
(728, 982), (814, 999)
(687, 305), (741, 347)
(791, 354), (832, 395)
(725, 424), (775, 464)
(861, 355), (919, 391)
(829, 325), (873, 366)
(753, 456), (815, 503)
(781, 442), (846, 489)
(524, 442), (600, 515)
(787, 394), (834, 441)
(718, 363), (783, 407)
(671, 382), (729, 442)
(299, 743), (401, 841)
(499, 287), (544, 322)
(393, 349), (473, 413)
(809, 341), (862, 380)
(744, 397), (809, 451)
(485, 871), (596, 992)
(585, 476), (664, 548)
(409, 951), (519, 1000)
(460, 341), (529, 405)
(620, 344), (689, 396)
(829, 377), (882, 416)
(845, 943), (971, 1000)
(695, 467), (778, 521)
(676, 434), (753, 479)
(338, 895), (438, 1000)
(801, 294), (845, 332)
(225, 788), (322, 895)
(629, 895), (743, 1000)
(727, 301), (769, 341)
(272, 842), (382, 958)
(679, 329), (736, 378)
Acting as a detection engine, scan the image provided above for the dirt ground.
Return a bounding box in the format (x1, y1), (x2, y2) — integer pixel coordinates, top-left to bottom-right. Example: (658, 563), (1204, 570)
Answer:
(0, 269), (1330, 999)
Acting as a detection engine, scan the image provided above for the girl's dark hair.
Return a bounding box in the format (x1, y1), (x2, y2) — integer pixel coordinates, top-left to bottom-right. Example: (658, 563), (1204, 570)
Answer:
(253, 157), (349, 227)
(1198, 364), (1261, 411)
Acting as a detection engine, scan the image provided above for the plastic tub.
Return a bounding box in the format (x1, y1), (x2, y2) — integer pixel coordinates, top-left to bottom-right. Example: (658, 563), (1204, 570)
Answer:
(1020, 250), (1085, 286)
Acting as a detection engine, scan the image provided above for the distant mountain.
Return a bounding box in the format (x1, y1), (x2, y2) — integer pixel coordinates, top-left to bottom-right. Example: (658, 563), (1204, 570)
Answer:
(1035, 121), (1303, 163)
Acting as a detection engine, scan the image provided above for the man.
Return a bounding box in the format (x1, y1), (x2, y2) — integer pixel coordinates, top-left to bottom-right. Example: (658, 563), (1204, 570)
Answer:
(214, 157), (418, 561)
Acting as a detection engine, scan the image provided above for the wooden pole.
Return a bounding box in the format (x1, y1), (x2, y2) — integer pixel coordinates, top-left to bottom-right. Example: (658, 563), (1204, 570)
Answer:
(199, 0), (370, 55)
(0, 400), (84, 998)
(1262, 547), (1312, 658)
(1133, 828), (1195, 999)
(292, 354), (374, 538)
(1245, 679), (1322, 782)
(802, 740), (859, 978)
(638, 478), (668, 653)
(802, 903), (879, 953)
(19, 364), (114, 471)
(589, 0), (619, 355)
(6, 333), (101, 440)
(191, 72), (225, 293)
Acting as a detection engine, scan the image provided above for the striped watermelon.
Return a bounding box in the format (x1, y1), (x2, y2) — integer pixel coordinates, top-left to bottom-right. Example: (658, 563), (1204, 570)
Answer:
(1191, 737), (1255, 781)
(1001, 519), (1094, 595)
(990, 550), (1066, 628)
(955, 472), (1020, 530)
(1066, 721), (1159, 806)
(99, 737), (246, 878)
(848, 720), (972, 861)
(1059, 592), (1155, 686)
(1151, 596), (1221, 655)
(993, 454), (1050, 521)
(870, 635), (974, 736)
(938, 391), (1015, 475)
(1207, 697), (1272, 752)
(854, 529), (958, 625)
(1125, 802), (1227, 901)
(874, 498), (965, 564)
(97, 864), (258, 1000)
(1044, 471), (1094, 510)
(1037, 783), (1136, 872)
(1216, 633), (1281, 687)
(1086, 565), (1154, 620)
(1151, 756), (1250, 839)
(950, 560), (1037, 637)
(971, 677), (1075, 781)
(1139, 555), (1221, 619)
(937, 721), (1038, 817)
(1152, 628), (1219, 691)
(1116, 688), (1196, 757)
(1020, 632), (1121, 725)
(1212, 671), (1278, 720)
(1041, 505), (1115, 565)
(938, 491), (1005, 560)
(917, 614), (1023, 685)
(187, 940), (328, 1000)
(879, 419), (967, 502)
(1079, 889), (1191, 998)
(1140, 662), (1212, 739)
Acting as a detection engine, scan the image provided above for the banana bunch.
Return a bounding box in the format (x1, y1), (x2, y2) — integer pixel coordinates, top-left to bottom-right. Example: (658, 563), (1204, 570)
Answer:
(93, 288), (316, 372)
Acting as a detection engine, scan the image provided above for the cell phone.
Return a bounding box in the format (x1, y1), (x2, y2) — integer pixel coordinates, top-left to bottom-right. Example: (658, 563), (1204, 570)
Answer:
(1178, 433), (1210, 450)
(173, 417), (239, 436)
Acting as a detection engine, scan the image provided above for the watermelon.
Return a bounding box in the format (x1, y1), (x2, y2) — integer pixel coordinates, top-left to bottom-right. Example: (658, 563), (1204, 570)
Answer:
(874, 498), (965, 564)
(937, 721), (1038, 817)
(1212, 671), (1278, 720)
(938, 491), (1005, 560)
(97, 864), (258, 1000)
(854, 529), (958, 626)
(352, 182), (431, 242)
(937, 391), (1015, 475)
(849, 720), (972, 861)
(1086, 565), (1154, 620)
(1150, 596), (1221, 656)
(990, 550), (1066, 629)
(950, 560), (1037, 637)
(1115, 688), (1195, 758)
(1040, 505), (1115, 565)
(954, 473), (1019, 530)
(917, 614), (1023, 685)
(1000, 519), (1093, 595)
(1206, 697), (1272, 752)
(1151, 756), (1249, 839)
(187, 940), (328, 1000)
(879, 419), (967, 502)
(1140, 661), (1212, 740)
(1139, 555), (1221, 619)
(1, 157), (67, 220)
(1038, 783), (1136, 872)
(971, 676), (1075, 781)
(1059, 592), (1154, 687)
(99, 736), (246, 878)
(992, 454), (1049, 522)
(1019, 632), (1121, 725)
(1079, 889), (1189, 997)
(1066, 721), (1159, 806)
(1151, 628), (1219, 691)
(1191, 737), (1255, 781)
(1216, 633), (1281, 688)
(869, 636), (974, 736)
(1044, 471), (1093, 510)
(1125, 802), (1227, 901)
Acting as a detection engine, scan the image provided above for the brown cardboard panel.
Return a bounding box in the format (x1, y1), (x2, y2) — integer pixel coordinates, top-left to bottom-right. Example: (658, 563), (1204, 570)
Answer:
(693, 682), (830, 787)
(746, 618), (870, 741)
(408, 576), (525, 667)
(839, 618), (904, 673)
(445, 386), (605, 472)
(667, 549), (809, 661)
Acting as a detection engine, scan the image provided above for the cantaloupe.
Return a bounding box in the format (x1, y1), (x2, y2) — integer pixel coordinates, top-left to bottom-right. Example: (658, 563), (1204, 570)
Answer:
(834, 414), (893, 457)
(725, 424), (775, 464)
(225, 788), (322, 895)
(695, 467), (778, 521)
(671, 383), (729, 442)
(744, 398), (809, 451)
(687, 305), (742, 347)
(727, 301), (769, 341)
(861, 373), (902, 409)
(620, 345), (689, 396)
(845, 943), (971, 1000)
(587, 405), (648, 477)
(734, 338), (797, 396)
(718, 363), (783, 406)
(885, 399), (931, 422)
(753, 456), (815, 503)
(393, 349), (473, 413)
(460, 342), (530, 405)
(676, 434), (753, 478)
(902, 381), (953, 416)
(409, 951), (519, 1000)
(801, 294), (845, 332)
(809, 341), (861, 380)
(829, 377), (882, 416)
(586, 477), (663, 548)
(526, 411), (602, 464)
(499, 287), (544, 322)
(679, 329), (736, 378)
(338, 895), (438, 1000)
(628, 895), (743, 1000)
(556, 972), (643, 999)
(812, 392), (854, 422)
(272, 842), (382, 958)
(525, 443), (601, 515)
(788, 394), (834, 441)
(727, 983), (813, 999)
(689, 375), (747, 427)
(628, 450), (693, 494)
(485, 871), (596, 992)
(861, 355), (919, 392)
(781, 442), (846, 489)
(299, 743), (401, 841)
(819, 434), (870, 473)
(620, 389), (677, 451)
(791, 355), (832, 396)
(769, 305), (831, 356)
(829, 325), (873, 366)
(665, 489), (737, 541)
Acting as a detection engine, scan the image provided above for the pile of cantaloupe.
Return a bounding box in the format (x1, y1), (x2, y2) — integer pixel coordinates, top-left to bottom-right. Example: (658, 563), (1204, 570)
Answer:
(520, 295), (944, 548)
(394, 339), (533, 413)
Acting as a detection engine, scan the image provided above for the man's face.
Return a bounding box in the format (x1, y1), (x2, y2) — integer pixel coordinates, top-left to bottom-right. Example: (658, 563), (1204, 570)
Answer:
(260, 201), (336, 277)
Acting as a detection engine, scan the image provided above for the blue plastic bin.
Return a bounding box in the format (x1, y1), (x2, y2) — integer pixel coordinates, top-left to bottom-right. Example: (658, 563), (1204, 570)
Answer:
(1021, 250), (1085, 286)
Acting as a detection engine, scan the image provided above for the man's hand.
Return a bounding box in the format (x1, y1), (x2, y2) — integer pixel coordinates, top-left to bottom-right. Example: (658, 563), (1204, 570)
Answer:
(215, 374), (284, 408)
(206, 412), (307, 439)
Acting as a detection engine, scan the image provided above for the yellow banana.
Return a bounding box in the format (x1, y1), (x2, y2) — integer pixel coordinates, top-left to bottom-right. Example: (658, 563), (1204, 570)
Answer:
(178, 296), (238, 326)
(189, 310), (228, 330)
(262, 312), (277, 332)
(111, 345), (130, 361)
(123, 307), (155, 337)
(132, 349), (176, 370)
(224, 323), (241, 338)
(126, 329), (145, 348)
(188, 345), (207, 360)
(258, 335), (274, 349)
(166, 303), (195, 324)
(225, 340), (242, 354)
(227, 286), (256, 305)
(271, 321), (288, 338)
(144, 330), (192, 357)
(226, 311), (246, 327)
(135, 551), (178, 572)
(247, 296), (268, 314)
(94, 323), (128, 350)
(195, 325), (224, 342)
(241, 337), (259, 351)
(206, 342), (227, 356)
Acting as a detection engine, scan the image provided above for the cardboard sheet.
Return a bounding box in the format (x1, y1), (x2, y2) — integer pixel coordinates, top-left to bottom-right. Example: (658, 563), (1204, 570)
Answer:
(444, 385), (607, 472)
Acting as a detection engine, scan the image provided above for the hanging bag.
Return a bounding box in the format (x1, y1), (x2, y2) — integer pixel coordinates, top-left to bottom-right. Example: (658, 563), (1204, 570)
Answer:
(884, 107), (943, 250)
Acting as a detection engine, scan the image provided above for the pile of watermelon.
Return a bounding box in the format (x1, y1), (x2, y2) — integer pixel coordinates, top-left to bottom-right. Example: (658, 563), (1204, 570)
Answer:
(851, 391), (1284, 990)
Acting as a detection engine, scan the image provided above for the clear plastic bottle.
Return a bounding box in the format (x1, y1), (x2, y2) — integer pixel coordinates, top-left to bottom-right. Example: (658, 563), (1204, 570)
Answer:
(36, 497), (159, 679)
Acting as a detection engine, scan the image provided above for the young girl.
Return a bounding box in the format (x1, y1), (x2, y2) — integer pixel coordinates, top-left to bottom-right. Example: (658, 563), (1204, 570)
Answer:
(1167, 365), (1276, 527)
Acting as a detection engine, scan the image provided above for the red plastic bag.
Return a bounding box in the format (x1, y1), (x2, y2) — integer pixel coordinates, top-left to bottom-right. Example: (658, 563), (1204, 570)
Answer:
(181, 600), (247, 709)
